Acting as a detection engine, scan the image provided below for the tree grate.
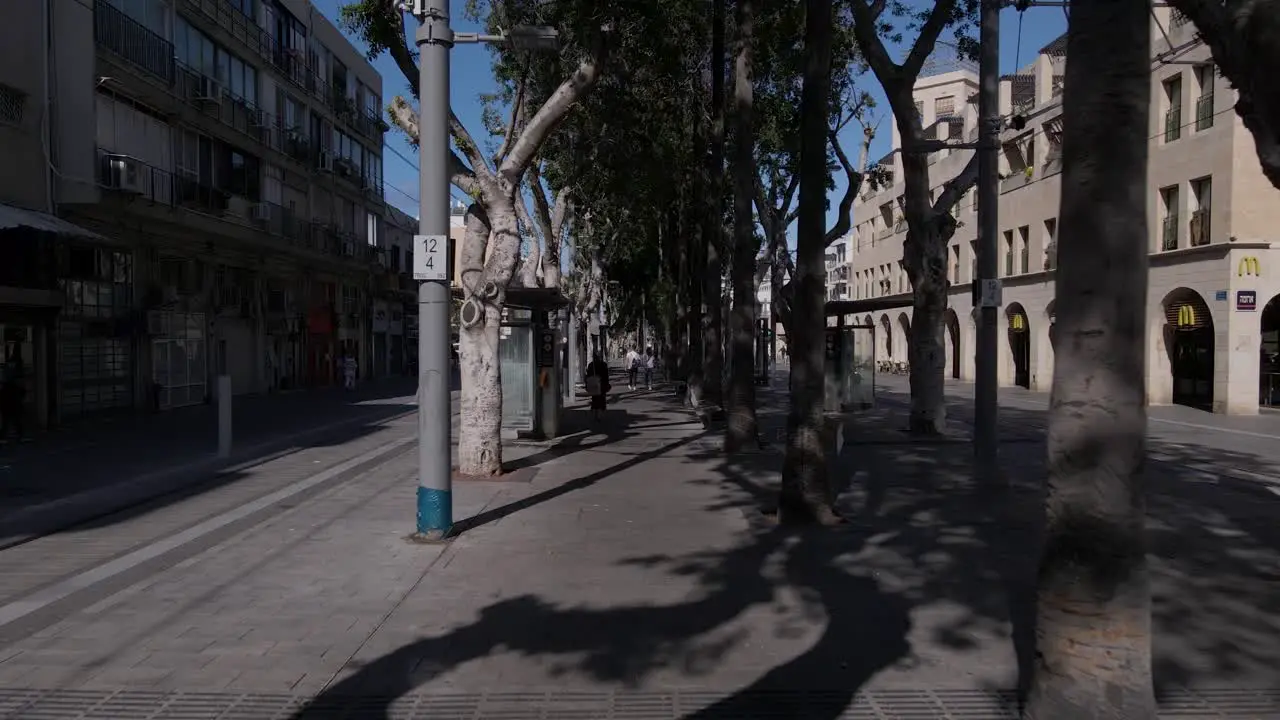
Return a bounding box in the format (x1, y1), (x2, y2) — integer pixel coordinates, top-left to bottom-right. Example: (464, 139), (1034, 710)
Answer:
(0, 687), (1275, 719)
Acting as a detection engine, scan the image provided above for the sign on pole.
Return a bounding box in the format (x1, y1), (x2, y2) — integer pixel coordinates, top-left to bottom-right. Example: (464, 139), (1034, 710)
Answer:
(413, 234), (449, 281)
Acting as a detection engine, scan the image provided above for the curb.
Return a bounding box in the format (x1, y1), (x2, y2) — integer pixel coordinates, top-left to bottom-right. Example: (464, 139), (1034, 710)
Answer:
(0, 407), (420, 551)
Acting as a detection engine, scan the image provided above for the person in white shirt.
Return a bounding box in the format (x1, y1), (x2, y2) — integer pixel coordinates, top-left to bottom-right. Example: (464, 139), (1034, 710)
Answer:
(625, 346), (641, 390)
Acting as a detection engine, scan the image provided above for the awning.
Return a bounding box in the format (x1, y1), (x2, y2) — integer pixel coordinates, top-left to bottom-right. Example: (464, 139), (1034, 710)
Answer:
(0, 202), (107, 242)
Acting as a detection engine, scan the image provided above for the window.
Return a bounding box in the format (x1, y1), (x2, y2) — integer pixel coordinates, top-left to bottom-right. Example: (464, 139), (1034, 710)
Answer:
(175, 18), (254, 105)
(970, 240), (978, 282)
(950, 245), (960, 284)
(342, 285), (358, 314)
(366, 210), (380, 246)
(263, 163), (283, 205)
(277, 89), (306, 132)
(225, 0), (253, 18)
(1003, 230), (1014, 276)
(1190, 176), (1212, 247)
(225, 54), (257, 105)
(218, 147), (261, 200)
(1160, 184), (1179, 251)
(1043, 218), (1057, 270)
(96, 93), (174, 172)
(913, 99), (924, 125)
(109, 0), (171, 39)
(1195, 64), (1215, 131)
(1163, 74), (1182, 142)
(934, 95), (955, 118)
(1018, 225), (1029, 274)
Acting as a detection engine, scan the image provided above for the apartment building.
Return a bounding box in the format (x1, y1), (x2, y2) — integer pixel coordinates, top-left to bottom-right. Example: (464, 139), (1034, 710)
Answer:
(841, 10), (1280, 415)
(0, 0), (388, 429)
(826, 240), (850, 301)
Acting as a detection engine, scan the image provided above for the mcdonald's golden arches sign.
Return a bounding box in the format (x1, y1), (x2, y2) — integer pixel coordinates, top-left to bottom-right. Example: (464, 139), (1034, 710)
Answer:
(1177, 304), (1197, 327)
(1238, 256), (1261, 277)
(1009, 313), (1027, 331)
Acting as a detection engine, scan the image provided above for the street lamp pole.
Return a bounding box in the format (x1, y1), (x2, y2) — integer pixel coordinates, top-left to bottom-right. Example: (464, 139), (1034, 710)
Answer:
(412, 0), (454, 540)
(408, 0), (559, 539)
(974, 0), (1001, 482)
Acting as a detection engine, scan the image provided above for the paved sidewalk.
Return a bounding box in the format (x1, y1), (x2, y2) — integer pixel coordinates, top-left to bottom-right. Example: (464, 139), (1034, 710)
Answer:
(0, 385), (1274, 718)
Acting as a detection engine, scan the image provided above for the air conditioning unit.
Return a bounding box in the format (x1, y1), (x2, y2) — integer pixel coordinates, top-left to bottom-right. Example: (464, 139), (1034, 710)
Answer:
(318, 149), (334, 172)
(251, 203), (271, 221)
(105, 155), (145, 194)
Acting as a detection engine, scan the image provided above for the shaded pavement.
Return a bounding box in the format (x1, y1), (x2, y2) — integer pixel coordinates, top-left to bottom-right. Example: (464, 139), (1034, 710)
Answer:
(0, 379), (1274, 718)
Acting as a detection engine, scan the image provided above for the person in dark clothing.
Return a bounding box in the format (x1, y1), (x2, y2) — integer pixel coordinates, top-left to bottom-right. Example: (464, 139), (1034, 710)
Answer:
(584, 352), (611, 420)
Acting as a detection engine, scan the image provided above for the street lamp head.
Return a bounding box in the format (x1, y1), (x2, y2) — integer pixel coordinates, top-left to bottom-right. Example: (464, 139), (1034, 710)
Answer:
(506, 25), (560, 52)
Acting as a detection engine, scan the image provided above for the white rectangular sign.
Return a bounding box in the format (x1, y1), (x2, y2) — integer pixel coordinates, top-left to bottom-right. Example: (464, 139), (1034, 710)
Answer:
(413, 234), (449, 281)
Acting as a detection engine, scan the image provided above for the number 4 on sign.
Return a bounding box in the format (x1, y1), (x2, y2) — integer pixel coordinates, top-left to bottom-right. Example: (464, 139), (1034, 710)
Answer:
(414, 234), (448, 281)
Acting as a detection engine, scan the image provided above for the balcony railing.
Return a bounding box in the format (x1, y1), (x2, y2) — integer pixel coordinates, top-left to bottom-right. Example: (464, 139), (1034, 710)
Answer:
(1190, 208), (1211, 247)
(1161, 214), (1179, 251)
(1195, 94), (1215, 131)
(174, 61), (278, 147)
(1164, 106), (1182, 142)
(94, 0), (175, 84)
(178, 0), (275, 69)
(96, 149), (379, 264)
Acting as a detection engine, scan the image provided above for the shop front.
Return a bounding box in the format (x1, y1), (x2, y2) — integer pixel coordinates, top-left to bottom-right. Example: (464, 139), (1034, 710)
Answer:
(149, 310), (206, 410)
(306, 307), (336, 388)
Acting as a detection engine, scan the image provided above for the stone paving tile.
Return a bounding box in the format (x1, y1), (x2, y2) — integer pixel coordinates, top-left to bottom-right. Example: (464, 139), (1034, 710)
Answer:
(0, 387), (1275, 717)
(0, 416), (419, 605)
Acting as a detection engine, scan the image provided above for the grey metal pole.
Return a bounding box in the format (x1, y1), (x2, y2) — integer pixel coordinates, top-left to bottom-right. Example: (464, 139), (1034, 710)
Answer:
(565, 240), (578, 400)
(414, 0), (453, 539)
(974, 0), (1000, 480)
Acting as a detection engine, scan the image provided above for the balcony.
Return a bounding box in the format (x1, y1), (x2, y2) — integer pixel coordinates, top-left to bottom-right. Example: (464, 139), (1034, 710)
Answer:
(1190, 209), (1211, 247)
(1164, 106), (1182, 142)
(281, 128), (312, 166)
(177, 0), (274, 68)
(255, 201), (306, 243)
(94, 0), (175, 84)
(1195, 94), (1215, 131)
(1161, 214), (1179, 251)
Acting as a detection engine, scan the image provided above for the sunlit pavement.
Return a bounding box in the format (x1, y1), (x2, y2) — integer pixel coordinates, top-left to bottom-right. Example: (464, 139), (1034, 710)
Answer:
(0, 380), (1274, 718)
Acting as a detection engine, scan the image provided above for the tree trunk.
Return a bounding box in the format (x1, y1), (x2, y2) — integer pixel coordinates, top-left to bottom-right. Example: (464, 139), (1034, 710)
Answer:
(686, 173), (707, 408)
(726, 0), (758, 453)
(703, 0), (727, 408)
(778, 0), (840, 526)
(1025, 0), (1155, 716)
(456, 204), (505, 477)
(905, 216), (951, 434)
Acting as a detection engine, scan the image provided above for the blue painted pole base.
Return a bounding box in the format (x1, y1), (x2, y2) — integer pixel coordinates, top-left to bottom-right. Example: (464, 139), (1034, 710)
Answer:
(415, 486), (452, 540)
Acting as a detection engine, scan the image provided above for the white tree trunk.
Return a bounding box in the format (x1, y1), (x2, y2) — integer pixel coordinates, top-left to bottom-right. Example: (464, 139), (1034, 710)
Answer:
(457, 302), (504, 475)
(455, 196), (522, 477)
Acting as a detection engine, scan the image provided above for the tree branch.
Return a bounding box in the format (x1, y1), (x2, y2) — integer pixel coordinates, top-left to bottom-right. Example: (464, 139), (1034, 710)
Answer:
(824, 123), (875, 244)
(450, 110), (493, 182)
(493, 60), (531, 167)
(848, 0), (902, 87)
(498, 31), (611, 187)
(389, 96), (479, 197)
(931, 152), (978, 216)
(527, 163), (558, 244)
(902, 0), (960, 81)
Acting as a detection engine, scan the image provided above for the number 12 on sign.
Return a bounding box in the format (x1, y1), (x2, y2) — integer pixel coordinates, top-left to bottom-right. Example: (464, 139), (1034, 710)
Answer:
(413, 234), (449, 281)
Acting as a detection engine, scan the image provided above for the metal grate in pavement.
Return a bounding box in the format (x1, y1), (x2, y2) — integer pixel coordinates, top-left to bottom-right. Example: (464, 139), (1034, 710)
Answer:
(0, 687), (1276, 719)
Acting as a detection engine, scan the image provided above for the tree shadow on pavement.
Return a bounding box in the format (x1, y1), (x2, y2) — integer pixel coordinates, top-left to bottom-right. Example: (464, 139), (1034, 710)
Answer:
(289, 384), (1278, 719)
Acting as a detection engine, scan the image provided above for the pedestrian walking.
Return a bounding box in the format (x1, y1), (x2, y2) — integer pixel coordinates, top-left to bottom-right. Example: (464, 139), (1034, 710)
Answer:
(584, 352), (611, 420)
(625, 346), (640, 390)
(642, 346), (656, 390)
(342, 353), (358, 390)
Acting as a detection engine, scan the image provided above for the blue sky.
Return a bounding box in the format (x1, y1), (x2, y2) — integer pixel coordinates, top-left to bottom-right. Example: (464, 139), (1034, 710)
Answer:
(311, 1), (1066, 231)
